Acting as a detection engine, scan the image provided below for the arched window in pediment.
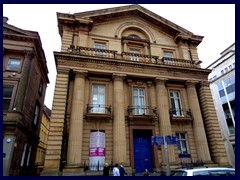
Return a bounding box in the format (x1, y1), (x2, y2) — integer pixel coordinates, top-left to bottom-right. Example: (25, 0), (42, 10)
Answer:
(127, 34), (141, 40)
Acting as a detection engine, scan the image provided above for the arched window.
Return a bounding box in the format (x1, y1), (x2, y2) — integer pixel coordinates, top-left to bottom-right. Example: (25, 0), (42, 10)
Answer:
(128, 34), (140, 40)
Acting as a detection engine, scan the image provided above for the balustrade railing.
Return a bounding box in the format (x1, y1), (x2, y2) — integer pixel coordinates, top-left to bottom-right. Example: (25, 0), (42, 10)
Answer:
(169, 108), (192, 118)
(86, 104), (112, 115)
(127, 106), (157, 116)
(122, 52), (158, 63)
(67, 46), (201, 68)
(161, 57), (197, 68)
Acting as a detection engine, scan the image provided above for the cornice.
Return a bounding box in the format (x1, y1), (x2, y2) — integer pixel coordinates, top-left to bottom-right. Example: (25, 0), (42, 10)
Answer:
(54, 52), (211, 75)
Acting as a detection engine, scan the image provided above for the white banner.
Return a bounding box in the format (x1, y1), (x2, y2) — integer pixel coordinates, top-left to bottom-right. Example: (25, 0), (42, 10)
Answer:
(89, 132), (105, 171)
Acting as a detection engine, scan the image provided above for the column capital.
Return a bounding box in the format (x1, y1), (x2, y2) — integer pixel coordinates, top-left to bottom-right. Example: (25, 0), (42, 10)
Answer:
(185, 80), (199, 88)
(73, 70), (88, 78)
(112, 73), (126, 81)
(199, 80), (210, 87)
(155, 77), (168, 85)
(147, 81), (153, 87)
(127, 79), (133, 86)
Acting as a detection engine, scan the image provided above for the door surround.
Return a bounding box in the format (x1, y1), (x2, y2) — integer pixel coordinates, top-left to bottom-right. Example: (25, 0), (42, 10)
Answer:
(129, 125), (159, 170)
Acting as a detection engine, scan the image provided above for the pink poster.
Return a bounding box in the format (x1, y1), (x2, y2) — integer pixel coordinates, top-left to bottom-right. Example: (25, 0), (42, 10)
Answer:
(89, 132), (106, 171)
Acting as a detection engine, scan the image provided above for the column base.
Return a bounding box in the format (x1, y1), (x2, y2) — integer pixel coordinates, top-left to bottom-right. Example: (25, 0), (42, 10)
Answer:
(62, 166), (85, 176)
(40, 168), (60, 176)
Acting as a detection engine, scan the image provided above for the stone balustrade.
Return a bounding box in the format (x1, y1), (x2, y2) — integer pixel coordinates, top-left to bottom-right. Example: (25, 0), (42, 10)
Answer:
(67, 46), (202, 68)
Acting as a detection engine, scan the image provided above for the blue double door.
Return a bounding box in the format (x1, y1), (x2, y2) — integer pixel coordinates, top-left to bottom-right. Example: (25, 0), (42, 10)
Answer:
(133, 130), (153, 173)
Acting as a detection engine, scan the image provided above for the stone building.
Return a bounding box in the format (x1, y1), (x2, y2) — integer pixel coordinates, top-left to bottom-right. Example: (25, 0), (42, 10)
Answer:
(35, 105), (51, 175)
(207, 43), (235, 168)
(42, 5), (229, 176)
(3, 17), (49, 175)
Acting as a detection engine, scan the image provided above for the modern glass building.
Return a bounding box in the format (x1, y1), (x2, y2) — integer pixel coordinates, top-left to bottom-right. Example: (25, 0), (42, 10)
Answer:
(207, 43), (235, 168)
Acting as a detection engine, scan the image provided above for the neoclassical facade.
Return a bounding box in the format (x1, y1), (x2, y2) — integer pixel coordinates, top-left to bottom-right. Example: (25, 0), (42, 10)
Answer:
(42, 5), (229, 176)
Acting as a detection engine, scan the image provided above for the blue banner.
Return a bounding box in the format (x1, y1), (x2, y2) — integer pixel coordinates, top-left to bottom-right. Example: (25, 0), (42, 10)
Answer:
(151, 136), (164, 146)
(165, 135), (179, 145)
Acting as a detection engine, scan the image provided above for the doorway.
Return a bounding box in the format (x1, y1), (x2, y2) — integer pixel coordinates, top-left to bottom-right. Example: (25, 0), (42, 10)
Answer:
(133, 129), (153, 173)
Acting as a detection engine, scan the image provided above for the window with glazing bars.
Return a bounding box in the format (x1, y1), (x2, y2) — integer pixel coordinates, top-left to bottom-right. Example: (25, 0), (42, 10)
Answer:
(170, 91), (183, 116)
(92, 84), (105, 113)
(133, 88), (146, 115)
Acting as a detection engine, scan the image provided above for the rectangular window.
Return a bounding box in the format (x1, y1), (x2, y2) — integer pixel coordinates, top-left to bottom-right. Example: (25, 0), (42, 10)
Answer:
(176, 133), (189, 155)
(20, 143), (27, 167)
(163, 52), (174, 65)
(223, 103), (235, 135)
(26, 145), (32, 166)
(130, 49), (140, 61)
(225, 67), (228, 73)
(163, 53), (173, 58)
(38, 80), (43, 95)
(221, 70), (224, 75)
(33, 103), (40, 126)
(6, 58), (21, 71)
(3, 85), (14, 110)
(133, 88), (146, 115)
(170, 91), (183, 116)
(92, 84), (106, 113)
(94, 43), (106, 56)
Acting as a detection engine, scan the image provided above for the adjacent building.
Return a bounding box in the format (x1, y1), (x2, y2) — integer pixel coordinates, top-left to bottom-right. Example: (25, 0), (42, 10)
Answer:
(41, 5), (229, 176)
(35, 105), (51, 175)
(3, 17), (49, 176)
(207, 43), (235, 168)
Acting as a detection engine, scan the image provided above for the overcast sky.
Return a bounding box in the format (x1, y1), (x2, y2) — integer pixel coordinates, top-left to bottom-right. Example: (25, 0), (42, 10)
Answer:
(3, 4), (235, 109)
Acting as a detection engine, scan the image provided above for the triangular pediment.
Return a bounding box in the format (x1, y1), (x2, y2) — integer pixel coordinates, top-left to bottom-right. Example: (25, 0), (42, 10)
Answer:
(57, 4), (203, 45)
(3, 23), (37, 38)
(73, 5), (193, 37)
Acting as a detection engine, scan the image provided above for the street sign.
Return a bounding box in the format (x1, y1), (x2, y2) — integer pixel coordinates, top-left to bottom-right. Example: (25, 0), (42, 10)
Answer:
(151, 136), (164, 145)
(165, 135), (179, 145)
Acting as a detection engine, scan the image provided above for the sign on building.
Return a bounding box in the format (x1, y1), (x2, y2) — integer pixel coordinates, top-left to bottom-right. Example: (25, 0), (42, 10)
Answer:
(89, 131), (106, 171)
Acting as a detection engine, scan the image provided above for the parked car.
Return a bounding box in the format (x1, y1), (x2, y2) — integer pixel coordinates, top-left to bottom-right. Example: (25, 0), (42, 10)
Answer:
(170, 167), (235, 176)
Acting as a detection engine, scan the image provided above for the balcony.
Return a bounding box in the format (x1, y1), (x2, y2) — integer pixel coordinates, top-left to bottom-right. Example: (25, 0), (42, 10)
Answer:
(67, 46), (202, 68)
(86, 104), (112, 121)
(169, 108), (193, 122)
(127, 106), (158, 123)
(160, 57), (202, 68)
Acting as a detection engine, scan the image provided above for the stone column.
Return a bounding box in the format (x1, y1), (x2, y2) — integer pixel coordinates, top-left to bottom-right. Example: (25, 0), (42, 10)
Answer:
(198, 81), (229, 166)
(112, 73), (127, 163)
(66, 70), (87, 167)
(155, 78), (175, 163)
(41, 67), (70, 176)
(185, 80), (211, 162)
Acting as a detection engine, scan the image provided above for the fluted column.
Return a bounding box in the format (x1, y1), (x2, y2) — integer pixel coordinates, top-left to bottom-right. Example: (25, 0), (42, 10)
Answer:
(155, 78), (175, 162)
(66, 70), (87, 166)
(186, 80), (211, 162)
(112, 73), (127, 163)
